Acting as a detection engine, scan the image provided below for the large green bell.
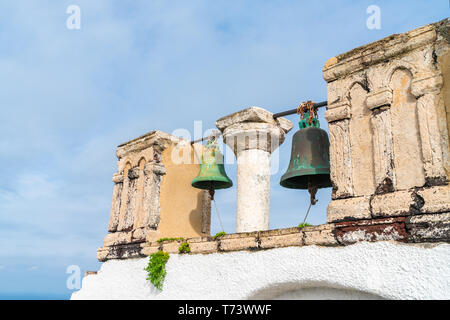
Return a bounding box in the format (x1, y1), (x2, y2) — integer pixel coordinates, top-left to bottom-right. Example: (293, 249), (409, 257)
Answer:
(191, 139), (233, 192)
(280, 111), (332, 190)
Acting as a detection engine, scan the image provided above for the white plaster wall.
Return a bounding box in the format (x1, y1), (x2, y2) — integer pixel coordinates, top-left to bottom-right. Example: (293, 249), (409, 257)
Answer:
(71, 242), (450, 300)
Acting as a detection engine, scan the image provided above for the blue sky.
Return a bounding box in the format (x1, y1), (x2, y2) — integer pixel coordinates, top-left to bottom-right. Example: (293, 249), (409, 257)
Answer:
(0, 1), (448, 299)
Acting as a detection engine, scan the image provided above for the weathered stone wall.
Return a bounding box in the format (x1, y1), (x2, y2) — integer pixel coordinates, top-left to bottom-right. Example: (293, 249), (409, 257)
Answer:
(98, 131), (211, 261)
(324, 19), (450, 237)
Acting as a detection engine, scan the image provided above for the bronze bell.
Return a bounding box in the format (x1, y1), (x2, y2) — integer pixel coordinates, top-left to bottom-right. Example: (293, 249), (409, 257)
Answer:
(191, 137), (232, 199)
(280, 111), (332, 202)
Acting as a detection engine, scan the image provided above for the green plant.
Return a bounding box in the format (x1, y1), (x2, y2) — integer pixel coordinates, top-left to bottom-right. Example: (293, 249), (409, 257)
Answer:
(298, 222), (312, 229)
(157, 237), (184, 243)
(144, 251), (170, 290)
(213, 231), (226, 239)
(178, 242), (191, 254)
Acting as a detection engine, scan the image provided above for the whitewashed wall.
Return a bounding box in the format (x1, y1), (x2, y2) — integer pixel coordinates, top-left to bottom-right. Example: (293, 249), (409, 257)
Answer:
(72, 241), (450, 300)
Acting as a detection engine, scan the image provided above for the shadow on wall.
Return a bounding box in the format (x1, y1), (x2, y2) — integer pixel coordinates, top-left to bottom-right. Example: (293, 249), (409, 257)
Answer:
(247, 281), (385, 300)
(189, 191), (205, 234)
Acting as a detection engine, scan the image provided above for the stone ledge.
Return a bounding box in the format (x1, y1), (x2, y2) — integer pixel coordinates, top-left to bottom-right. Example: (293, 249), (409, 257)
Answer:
(219, 236), (259, 252)
(188, 240), (218, 254)
(406, 212), (450, 243)
(304, 224), (337, 246)
(97, 225), (340, 261)
(97, 212), (450, 261)
(161, 240), (183, 254)
(327, 185), (450, 222)
(334, 217), (408, 245)
(327, 197), (371, 223)
(259, 232), (303, 249)
(371, 190), (414, 217)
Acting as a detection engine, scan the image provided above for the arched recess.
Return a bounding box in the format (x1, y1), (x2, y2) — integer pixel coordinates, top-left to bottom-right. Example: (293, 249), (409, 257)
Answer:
(246, 281), (385, 300)
(119, 158), (133, 174)
(342, 71), (372, 103)
(117, 162), (133, 231)
(134, 157), (147, 229)
(348, 82), (376, 196)
(389, 68), (425, 190)
(383, 61), (419, 89)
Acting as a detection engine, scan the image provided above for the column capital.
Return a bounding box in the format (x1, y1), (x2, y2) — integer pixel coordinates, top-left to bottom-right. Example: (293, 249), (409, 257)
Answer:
(411, 73), (443, 97)
(112, 173), (124, 184)
(366, 87), (393, 110)
(216, 106), (293, 154)
(143, 162), (166, 176)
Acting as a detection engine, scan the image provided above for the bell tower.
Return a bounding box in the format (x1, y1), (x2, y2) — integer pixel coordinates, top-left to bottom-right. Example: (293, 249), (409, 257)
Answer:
(323, 19), (450, 226)
(97, 130), (211, 262)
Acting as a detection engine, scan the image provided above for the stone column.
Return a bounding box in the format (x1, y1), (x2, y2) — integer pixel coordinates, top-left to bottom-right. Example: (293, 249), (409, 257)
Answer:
(118, 167), (140, 231)
(141, 161), (166, 228)
(366, 88), (395, 194)
(216, 107), (292, 233)
(411, 73), (448, 185)
(325, 102), (353, 199)
(107, 172), (124, 232)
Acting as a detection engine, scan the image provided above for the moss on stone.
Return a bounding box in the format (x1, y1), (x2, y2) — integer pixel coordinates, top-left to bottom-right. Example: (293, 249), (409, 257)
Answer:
(144, 251), (170, 290)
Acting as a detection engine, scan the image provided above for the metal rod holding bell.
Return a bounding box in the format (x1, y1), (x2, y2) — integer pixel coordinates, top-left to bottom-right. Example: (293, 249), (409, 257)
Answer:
(189, 101), (328, 144)
(190, 130), (221, 145)
(272, 101), (328, 119)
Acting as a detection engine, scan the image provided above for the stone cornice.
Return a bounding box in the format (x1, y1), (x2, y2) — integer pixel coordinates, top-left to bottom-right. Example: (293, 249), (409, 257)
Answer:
(323, 23), (439, 82)
(216, 106), (293, 134)
(116, 130), (186, 159)
(222, 122), (287, 154)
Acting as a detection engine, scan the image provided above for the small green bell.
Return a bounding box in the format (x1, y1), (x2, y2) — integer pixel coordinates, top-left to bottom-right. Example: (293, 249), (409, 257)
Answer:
(191, 138), (232, 197)
(280, 111), (332, 203)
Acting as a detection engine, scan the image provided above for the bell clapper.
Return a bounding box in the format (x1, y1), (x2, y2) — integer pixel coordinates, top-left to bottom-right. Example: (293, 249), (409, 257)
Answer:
(308, 184), (318, 206)
(302, 179), (318, 223)
(208, 182), (215, 201)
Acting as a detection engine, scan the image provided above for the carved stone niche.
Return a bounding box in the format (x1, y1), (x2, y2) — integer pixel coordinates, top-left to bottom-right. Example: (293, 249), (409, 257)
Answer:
(99, 130), (211, 260)
(324, 18), (450, 223)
